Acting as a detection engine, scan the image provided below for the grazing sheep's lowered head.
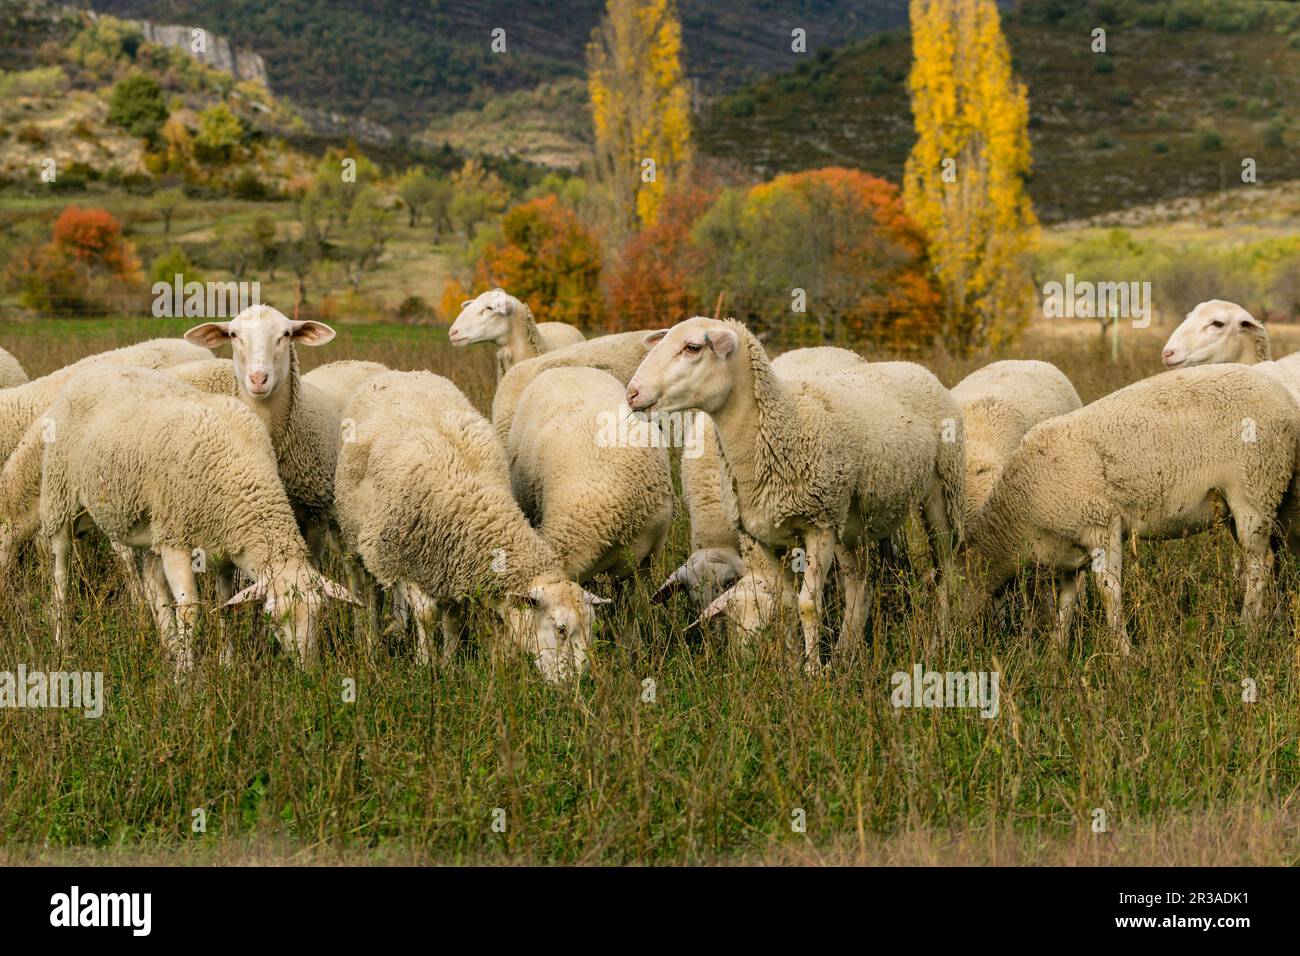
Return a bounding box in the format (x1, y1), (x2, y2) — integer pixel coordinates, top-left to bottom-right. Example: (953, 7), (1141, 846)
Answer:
(652, 547), (744, 605)
(224, 563), (360, 666)
(184, 304), (335, 399)
(1162, 299), (1268, 368)
(626, 317), (738, 415)
(449, 288), (518, 348)
(498, 572), (611, 682)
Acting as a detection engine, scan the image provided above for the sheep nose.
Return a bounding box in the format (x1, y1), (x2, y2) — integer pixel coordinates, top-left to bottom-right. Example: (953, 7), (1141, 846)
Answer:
(626, 383), (643, 409)
(249, 370), (269, 388)
(1162, 348), (1175, 360)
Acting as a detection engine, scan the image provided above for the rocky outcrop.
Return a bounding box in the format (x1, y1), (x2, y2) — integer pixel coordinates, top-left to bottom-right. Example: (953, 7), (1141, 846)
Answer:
(130, 19), (269, 88)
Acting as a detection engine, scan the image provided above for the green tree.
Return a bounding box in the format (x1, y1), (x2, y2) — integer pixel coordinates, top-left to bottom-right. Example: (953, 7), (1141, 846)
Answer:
(107, 73), (167, 143)
(152, 188), (184, 235)
(193, 104), (246, 165)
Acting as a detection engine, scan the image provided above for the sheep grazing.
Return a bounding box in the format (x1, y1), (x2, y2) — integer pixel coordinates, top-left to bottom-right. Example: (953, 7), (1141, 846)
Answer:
(35, 366), (355, 673)
(1161, 299), (1300, 401)
(334, 370), (611, 682)
(449, 289), (585, 379)
(0, 347), (27, 388)
(491, 330), (661, 442)
(627, 317), (964, 672)
(507, 366), (674, 581)
(950, 360), (1082, 517)
(965, 364), (1299, 652)
(0, 338), (211, 463)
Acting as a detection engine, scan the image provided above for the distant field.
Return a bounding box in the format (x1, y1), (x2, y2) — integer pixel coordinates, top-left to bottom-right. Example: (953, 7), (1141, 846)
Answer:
(1, 320), (1296, 865)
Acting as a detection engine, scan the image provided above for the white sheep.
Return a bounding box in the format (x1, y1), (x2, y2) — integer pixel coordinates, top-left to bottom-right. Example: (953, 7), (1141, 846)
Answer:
(507, 366), (674, 582)
(950, 359), (1082, 517)
(0, 338), (211, 463)
(626, 318), (964, 672)
(34, 366), (355, 673)
(965, 364), (1299, 651)
(655, 347), (870, 607)
(492, 330), (659, 442)
(1161, 299), (1300, 401)
(696, 350), (961, 638)
(449, 289), (585, 379)
(334, 370), (611, 682)
(302, 360), (390, 415)
(0, 347), (27, 388)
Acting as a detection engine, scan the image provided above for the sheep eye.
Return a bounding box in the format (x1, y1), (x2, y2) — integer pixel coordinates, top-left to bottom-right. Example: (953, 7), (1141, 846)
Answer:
(683, 343), (703, 354)
(1209, 321), (1225, 329)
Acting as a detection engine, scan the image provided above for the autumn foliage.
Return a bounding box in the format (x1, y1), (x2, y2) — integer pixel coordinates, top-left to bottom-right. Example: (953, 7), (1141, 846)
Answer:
(602, 180), (714, 330)
(4, 206), (142, 316)
(476, 195), (604, 328)
(51, 206), (141, 278)
(690, 168), (942, 347)
(903, 0), (1039, 351)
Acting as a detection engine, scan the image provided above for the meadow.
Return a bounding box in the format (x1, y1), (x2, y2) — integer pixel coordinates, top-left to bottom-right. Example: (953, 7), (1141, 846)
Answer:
(0, 317), (1297, 865)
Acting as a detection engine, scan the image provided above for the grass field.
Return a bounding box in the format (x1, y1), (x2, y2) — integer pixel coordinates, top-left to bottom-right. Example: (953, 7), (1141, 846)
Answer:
(1, 318), (1298, 865)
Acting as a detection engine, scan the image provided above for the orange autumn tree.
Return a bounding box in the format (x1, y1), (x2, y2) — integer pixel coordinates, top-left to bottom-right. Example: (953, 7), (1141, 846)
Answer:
(51, 206), (141, 278)
(476, 195), (605, 328)
(5, 206), (142, 315)
(690, 167), (941, 347)
(604, 179), (714, 330)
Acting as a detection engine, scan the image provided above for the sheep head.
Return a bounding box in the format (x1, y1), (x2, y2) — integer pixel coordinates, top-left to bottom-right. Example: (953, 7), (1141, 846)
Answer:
(626, 316), (737, 416)
(449, 288), (518, 348)
(498, 573), (610, 683)
(185, 305), (335, 400)
(1161, 299), (1267, 369)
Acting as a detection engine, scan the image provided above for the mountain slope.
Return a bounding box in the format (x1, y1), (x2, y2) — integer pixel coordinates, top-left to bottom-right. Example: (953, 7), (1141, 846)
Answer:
(91, 0), (910, 130)
(700, 7), (1300, 222)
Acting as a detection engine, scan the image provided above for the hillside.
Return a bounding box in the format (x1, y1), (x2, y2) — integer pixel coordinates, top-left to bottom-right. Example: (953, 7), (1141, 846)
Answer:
(700, 2), (1300, 222)
(90, 0), (910, 130)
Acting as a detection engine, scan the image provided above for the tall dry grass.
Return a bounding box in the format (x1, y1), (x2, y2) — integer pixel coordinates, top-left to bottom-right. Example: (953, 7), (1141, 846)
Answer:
(0, 317), (1296, 864)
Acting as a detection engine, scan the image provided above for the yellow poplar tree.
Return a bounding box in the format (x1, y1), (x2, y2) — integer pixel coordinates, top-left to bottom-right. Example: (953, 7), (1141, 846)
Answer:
(903, 0), (1039, 351)
(587, 0), (693, 240)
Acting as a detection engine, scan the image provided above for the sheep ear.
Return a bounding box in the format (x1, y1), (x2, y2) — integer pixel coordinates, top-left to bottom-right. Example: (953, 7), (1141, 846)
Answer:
(642, 329), (669, 350)
(1238, 312), (1264, 332)
(582, 589), (612, 607)
(319, 577), (363, 605)
(185, 322), (233, 348)
(223, 579), (268, 608)
(290, 320), (336, 346)
(703, 330), (737, 358)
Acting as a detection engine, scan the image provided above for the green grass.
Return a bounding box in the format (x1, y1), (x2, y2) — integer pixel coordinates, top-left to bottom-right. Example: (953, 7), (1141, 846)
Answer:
(1, 321), (1298, 864)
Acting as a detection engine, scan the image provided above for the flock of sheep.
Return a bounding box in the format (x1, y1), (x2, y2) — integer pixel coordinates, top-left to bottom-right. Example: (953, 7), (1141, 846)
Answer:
(0, 293), (1296, 682)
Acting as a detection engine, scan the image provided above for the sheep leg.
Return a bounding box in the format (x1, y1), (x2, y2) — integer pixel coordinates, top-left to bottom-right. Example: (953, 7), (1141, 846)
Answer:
(1051, 568), (1085, 649)
(160, 545), (199, 675)
(796, 529), (836, 675)
(1232, 504), (1274, 626)
(832, 542), (873, 662)
(139, 550), (178, 645)
(1089, 519), (1129, 655)
(439, 606), (462, 665)
(48, 523), (72, 650)
(921, 488), (956, 625)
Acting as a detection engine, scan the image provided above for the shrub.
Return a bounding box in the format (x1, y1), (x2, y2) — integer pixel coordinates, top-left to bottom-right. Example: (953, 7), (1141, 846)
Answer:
(107, 74), (167, 143)
(474, 195), (604, 329)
